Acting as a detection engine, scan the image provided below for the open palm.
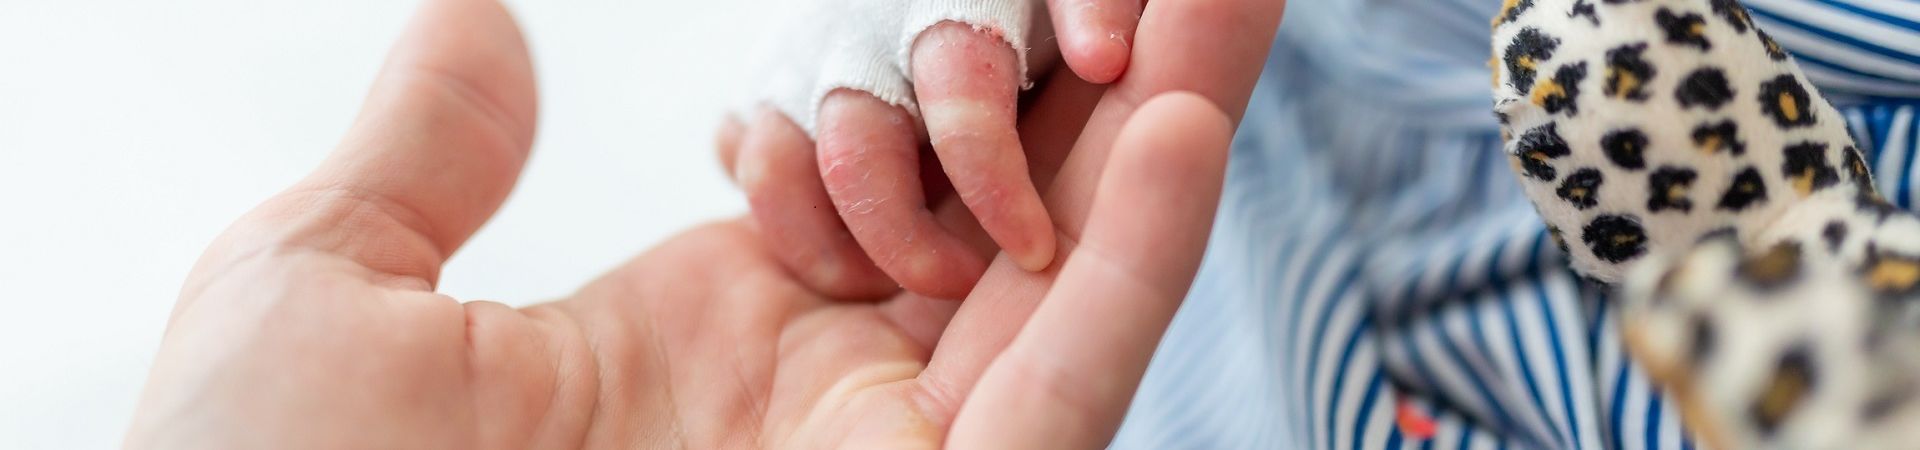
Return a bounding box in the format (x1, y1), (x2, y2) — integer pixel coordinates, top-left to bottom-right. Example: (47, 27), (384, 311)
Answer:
(124, 0), (1282, 448)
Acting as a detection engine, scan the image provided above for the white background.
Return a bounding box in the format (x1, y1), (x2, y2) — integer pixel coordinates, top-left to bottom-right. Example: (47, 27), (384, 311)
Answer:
(0, 1), (767, 447)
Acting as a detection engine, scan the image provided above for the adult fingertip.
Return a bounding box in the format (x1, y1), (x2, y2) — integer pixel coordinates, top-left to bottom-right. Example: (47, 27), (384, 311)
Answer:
(1100, 90), (1232, 288)
(1129, 91), (1233, 146)
(388, 0), (538, 137)
(1120, 91), (1234, 202)
(255, 0), (540, 285)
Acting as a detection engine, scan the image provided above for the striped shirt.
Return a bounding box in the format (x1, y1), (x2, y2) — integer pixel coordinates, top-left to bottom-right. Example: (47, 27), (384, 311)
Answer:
(1109, 1), (1920, 448)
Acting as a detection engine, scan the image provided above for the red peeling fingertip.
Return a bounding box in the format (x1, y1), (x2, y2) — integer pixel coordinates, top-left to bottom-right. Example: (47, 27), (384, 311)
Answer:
(1064, 28), (1131, 84)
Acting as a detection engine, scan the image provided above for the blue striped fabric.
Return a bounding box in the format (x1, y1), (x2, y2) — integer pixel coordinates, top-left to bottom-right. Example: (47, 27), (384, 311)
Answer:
(1745, 0), (1920, 98)
(1108, 1), (1920, 448)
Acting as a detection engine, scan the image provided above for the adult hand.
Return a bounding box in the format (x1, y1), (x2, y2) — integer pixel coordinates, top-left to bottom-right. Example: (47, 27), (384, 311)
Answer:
(123, 0), (1281, 448)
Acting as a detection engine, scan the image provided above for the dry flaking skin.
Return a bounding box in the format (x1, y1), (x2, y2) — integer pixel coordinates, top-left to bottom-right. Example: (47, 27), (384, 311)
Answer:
(1491, 0), (1920, 448)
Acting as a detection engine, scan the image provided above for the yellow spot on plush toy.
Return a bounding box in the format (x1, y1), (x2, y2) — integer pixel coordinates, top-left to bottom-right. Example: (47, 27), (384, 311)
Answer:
(1697, 135), (1722, 154)
(1868, 258), (1920, 292)
(1778, 91), (1801, 121)
(1609, 67), (1642, 99)
(1792, 167), (1817, 196)
(1531, 79), (1564, 107)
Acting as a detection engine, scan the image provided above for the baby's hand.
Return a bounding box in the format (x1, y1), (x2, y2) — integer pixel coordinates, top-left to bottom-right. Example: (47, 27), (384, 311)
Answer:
(717, 0), (1144, 299)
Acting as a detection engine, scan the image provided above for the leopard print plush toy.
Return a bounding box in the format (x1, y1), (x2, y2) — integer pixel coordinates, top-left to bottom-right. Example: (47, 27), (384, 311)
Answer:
(1491, 0), (1920, 448)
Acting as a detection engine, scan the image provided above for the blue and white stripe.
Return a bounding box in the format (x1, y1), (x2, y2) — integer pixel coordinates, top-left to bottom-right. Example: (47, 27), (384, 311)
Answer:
(1746, 0), (1920, 98)
(1111, 0), (1920, 448)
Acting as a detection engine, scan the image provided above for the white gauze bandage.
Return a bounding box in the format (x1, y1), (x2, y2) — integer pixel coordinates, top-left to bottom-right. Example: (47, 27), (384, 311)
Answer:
(741, 0), (1035, 134)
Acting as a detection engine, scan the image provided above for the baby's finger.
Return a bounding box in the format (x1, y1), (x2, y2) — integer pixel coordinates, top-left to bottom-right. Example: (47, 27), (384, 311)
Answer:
(1046, 0), (1141, 83)
(816, 90), (988, 299)
(715, 114), (745, 181)
(736, 108), (898, 299)
(912, 21), (1057, 273)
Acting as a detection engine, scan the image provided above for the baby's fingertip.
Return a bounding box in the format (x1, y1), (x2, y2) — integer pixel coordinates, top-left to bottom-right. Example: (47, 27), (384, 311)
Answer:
(1068, 37), (1130, 84)
(1010, 227), (1059, 272)
(1050, 0), (1140, 84)
(971, 185), (1058, 273)
(715, 114), (747, 179)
